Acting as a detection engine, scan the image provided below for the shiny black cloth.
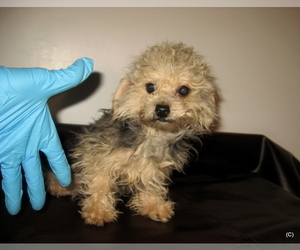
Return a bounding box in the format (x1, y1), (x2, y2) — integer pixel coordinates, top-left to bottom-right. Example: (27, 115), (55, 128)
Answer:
(1, 124), (300, 243)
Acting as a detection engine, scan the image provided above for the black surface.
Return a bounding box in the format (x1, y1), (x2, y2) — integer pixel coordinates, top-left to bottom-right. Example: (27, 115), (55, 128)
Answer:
(1, 124), (300, 243)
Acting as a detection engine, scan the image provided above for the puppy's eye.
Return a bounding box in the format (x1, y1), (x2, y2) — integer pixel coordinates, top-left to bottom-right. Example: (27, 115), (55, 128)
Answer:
(146, 83), (155, 94)
(178, 86), (190, 97)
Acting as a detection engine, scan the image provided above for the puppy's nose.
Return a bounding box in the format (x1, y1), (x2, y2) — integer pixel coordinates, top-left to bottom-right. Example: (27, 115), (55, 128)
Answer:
(155, 105), (170, 118)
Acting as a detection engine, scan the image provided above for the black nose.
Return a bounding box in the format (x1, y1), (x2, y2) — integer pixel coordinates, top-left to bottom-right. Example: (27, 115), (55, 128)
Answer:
(155, 105), (170, 118)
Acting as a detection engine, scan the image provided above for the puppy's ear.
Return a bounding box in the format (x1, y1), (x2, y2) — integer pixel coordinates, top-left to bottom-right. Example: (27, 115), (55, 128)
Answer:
(203, 91), (218, 130)
(209, 92), (216, 108)
(113, 78), (133, 100)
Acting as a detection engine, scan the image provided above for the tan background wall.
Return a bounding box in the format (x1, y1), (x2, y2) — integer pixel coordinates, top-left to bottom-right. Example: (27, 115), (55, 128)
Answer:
(0, 7), (299, 159)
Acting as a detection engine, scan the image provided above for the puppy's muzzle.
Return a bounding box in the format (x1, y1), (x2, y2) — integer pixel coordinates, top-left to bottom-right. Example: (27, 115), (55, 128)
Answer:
(155, 105), (170, 121)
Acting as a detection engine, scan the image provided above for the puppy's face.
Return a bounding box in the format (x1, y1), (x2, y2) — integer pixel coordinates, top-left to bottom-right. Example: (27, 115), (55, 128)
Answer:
(113, 42), (218, 133)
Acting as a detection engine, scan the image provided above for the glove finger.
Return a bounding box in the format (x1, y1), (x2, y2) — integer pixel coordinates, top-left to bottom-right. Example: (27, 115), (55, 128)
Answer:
(42, 146), (71, 188)
(1, 163), (23, 215)
(38, 106), (71, 187)
(41, 135), (71, 187)
(45, 57), (94, 97)
(22, 155), (46, 211)
(2, 58), (93, 100)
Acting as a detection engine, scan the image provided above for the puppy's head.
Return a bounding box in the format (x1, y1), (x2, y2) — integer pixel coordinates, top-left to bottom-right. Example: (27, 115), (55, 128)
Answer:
(112, 42), (219, 133)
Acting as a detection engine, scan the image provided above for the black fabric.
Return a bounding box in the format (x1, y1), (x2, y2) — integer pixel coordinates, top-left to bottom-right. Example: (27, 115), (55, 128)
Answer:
(0, 124), (300, 243)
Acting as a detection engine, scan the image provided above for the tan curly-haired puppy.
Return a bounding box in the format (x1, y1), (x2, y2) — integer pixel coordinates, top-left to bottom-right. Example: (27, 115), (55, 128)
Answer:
(46, 42), (219, 226)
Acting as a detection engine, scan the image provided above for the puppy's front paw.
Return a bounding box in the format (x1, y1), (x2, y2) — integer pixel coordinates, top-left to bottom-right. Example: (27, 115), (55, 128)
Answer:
(82, 209), (118, 226)
(80, 197), (119, 226)
(144, 200), (175, 222)
(130, 194), (175, 222)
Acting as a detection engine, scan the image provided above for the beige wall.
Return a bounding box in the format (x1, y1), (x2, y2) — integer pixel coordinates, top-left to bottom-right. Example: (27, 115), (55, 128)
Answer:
(1, 7), (299, 159)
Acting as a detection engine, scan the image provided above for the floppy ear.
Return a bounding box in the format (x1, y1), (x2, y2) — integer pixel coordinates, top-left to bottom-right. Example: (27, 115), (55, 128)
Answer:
(204, 91), (219, 130)
(113, 78), (133, 100)
(112, 78), (133, 113)
(209, 92), (216, 108)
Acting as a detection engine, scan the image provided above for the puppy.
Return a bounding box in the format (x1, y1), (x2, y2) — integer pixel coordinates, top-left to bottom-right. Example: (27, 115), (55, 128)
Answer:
(46, 42), (219, 226)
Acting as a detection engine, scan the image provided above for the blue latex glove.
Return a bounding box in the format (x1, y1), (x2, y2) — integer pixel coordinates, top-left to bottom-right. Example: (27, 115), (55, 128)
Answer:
(0, 58), (94, 215)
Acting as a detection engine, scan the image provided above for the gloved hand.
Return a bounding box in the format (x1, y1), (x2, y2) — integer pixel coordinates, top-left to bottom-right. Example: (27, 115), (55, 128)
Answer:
(0, 58), (94, 215)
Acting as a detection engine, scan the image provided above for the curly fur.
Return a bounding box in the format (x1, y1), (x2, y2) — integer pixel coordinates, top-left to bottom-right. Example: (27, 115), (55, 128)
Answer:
(46, 42), (219, 226)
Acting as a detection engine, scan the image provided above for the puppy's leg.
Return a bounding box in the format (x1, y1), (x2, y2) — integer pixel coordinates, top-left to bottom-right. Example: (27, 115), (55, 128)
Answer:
(45, 171), (77, 197)
(129, 189), (175, 222)
(79, 173), (119, 226)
